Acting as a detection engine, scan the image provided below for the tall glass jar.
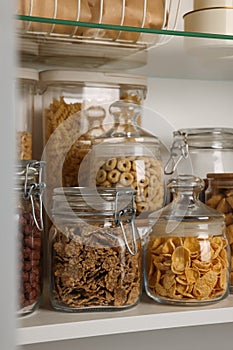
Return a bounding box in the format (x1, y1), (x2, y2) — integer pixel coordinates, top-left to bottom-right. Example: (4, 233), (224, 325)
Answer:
(16, 68), (38, 160)
(15, 160), (45, 316)
(40, 70), (147, 226)
(62, 106), (106, 187)
(49, 187), (142, 312)
(87, 100), (165, 220)
(205, 173), (233, 292)
(144, 175), (230, 305)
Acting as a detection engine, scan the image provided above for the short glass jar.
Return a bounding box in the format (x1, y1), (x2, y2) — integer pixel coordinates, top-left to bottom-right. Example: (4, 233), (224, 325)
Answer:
(49, 187), (142, 312)
(16, 68), (38, 160)
(144, 175), (230, 305)
(15, 160), (45, 316)
(165, 128), (233, 178)
(205, 173), (233, 292)
(88, 100), (165, 219)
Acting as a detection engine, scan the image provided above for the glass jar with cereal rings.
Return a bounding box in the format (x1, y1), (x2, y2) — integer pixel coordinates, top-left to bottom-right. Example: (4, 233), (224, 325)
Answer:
(205, 173), (233, 293)
(86, 100), (165, 222)
(16, 68), (38, 160)
(144, 175), (230, 305)
(48, 187), (142, 312)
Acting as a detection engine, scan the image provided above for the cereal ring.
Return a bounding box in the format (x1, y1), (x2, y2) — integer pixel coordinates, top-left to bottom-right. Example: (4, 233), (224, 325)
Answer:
(132, 181), (139, 191)
(96, 169), (107, 184)
(150, 175), (158, 187)
(141, 186), (149, 198)
(135, 195), (146, 203)
(103, 158), (117, 171)
(137, 202), (149, 213)
(102, 180), (112, 187)
(107, 169), (121, 183)
(120, 172), (134, 186)
(127, 156), (136, 161)
(117, 158), (131, 172)
(138, 177), (149, 188)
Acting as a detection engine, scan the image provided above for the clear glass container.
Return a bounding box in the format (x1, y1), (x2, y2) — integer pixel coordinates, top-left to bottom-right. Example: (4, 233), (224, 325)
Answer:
(144, 175), (230, 305)
(16, 68), (38, 160)
(49, 187), (142, 312)
(15, 160), (45, 316)
(88, 100), (165, 219)
(40, 70), (147, 220)
(62, 106), (106, 187)
(165, 128), (233, 178)
(205, 173), (233, 292)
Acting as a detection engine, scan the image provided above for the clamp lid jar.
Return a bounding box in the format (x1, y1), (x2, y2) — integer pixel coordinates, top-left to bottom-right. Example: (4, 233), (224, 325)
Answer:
(144, 175), (230, 305)
(15, 160), (46, 316)
(165, 128), (233, 178)
(49, 187), (142, 312)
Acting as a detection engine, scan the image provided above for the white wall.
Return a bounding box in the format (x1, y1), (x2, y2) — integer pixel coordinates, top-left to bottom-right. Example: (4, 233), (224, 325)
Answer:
(143, 77), (233, 143)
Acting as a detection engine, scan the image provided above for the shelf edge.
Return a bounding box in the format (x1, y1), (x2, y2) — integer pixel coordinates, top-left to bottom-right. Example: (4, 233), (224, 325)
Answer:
(16, 306), (233, 345)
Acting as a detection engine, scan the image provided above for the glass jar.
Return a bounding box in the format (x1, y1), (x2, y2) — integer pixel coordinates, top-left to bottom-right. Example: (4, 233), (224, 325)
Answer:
(16, 68), (38, 160)
(62, 106), (106, 187)
(87, 100), (165, 219)
(49, 187), (142, 312)
(144, 175), (230, 305)
(205, 173), (233, 292)
(165, 128), (233, 178)
(15, 160), (45, 316)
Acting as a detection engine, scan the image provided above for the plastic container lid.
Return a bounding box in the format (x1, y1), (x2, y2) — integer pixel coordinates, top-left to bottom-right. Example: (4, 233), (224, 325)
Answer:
(17, 67), (39, 81)
(39, 70), (147, 87)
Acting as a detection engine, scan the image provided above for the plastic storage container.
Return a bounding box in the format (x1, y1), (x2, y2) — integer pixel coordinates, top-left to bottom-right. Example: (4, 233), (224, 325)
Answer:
(88, 100), (164, 219)
(144, 175), (230, 305)
(16, 68), (38, 160)
(40, 70), (147, 212)
(49, 187), (142, 312)
(15, 160), (45, 316)
(205, 173), (233, 292)
(165, 128), (233, 178)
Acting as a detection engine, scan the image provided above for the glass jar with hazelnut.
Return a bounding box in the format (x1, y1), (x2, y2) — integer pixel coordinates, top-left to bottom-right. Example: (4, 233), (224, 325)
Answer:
(15, 160), (45, 316)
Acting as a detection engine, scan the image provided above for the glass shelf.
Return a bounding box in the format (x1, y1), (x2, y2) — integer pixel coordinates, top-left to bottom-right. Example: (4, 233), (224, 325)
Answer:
(16, 5), (233, 80)
(17, 14), (233, 41)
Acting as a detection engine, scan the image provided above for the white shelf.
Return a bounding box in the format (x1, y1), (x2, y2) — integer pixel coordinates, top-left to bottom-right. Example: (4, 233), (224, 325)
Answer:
(17, 294), (233, 346)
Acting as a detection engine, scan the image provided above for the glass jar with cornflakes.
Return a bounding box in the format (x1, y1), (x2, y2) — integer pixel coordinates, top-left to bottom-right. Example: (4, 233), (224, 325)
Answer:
(205, 173), (233, 293)
(88, 100), (165, 222)
(16, 68), (38, 160)
(144, 175), (230, 305)
(49, 187), (142, 312)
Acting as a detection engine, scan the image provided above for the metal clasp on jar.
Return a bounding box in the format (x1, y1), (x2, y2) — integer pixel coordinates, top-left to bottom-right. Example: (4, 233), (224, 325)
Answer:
(114, 189), (137, 256)
(164, 133), (189, 175)
(24, 161), (46, 231)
